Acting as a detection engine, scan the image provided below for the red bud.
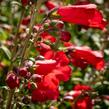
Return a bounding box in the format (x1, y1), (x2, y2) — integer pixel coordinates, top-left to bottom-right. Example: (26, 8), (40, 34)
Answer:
(6, 73), (19, 89)
(60, 31), (71, 42)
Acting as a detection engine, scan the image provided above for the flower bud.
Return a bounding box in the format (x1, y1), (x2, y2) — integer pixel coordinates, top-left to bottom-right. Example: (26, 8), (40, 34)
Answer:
(60, 31), (71, 42)
(56, 21), (64, 29)
(31, 74), (42, 83)
(22, 96), (30, 104)
(6, 73), (19, 89)
(27, 81), (37, 90)
(21, 0), (29, 6)
(25, 72), (31, 79)
(19, 67), (28, 77)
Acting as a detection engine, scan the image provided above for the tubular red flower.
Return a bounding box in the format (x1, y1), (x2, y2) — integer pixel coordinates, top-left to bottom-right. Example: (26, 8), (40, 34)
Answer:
(35, 59), (57, 75)
(54, 51), (70, 66)
(45, 1), (56, 10)
(32, 73), (59, 102)
(36, 42), (51, 56)
(69, 46), (105, 70)
(32, 64), (71, 102)
(32, 50), (71, 102)
(74, 84), (92, 91)
(57, 4), (107, 30)
(40, 32), (56, 43)
(74, 96), (93, 109)
(73, 84), (93, 109)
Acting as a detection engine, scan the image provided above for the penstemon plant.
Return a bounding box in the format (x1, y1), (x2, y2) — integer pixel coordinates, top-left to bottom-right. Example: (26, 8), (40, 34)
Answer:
(0, 0), (109, 109)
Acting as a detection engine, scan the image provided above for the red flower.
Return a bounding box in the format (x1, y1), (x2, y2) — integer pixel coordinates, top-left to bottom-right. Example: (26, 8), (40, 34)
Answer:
(64, 42), (74, 47)
(32, 50), (71, 102)
(6, 73), (19, 89)
(43, 51), (70, 66)
(69, 46), (105, 70)
(36, 42), (51, 56)
(74, 96), (93, 109)
(36, 59), (57, 75)
(57, 4), (107, 30)
(32, 64), (71, 102)
(32, 72), (59, 102)
(66, 84), (93, 109)
(53, 51), (70, 66)
(43, 50), (55, 59)
(36, 51), (71, 75)
(45, 1), (56, 10)
(74, 84), (92, 91)
(40, 32), (56, 43)
(53, 65), (71, 82)
(73, 84), (93, 109)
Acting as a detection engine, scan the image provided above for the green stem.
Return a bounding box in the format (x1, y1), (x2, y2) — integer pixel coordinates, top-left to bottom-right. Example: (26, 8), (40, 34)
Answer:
(5, 7), (25, 109)
(6, 1), (46, 108)
(20, 4), (38, 66)
(20, 0), (45, 66)
(5, 89), (15, 109)
(11, 7), (25, 62)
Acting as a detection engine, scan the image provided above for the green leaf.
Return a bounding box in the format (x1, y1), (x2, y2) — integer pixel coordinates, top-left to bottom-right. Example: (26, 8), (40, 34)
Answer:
(0, 45), (11, 59)
(0, 28), (8, 40)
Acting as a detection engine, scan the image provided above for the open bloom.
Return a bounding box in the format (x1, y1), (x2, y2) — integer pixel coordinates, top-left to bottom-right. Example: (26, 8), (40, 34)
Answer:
(36, 42), (51, 56)
(45, 1), (56, 10)
(57, 4), (107, 30)
(40, 32), (56, 43)
(32, 72), (59, 102)
(66, 84), (93, 109)
(73, 84), (93, 109)
(32, 51), (71, 102)
(68, 46), (105, 70)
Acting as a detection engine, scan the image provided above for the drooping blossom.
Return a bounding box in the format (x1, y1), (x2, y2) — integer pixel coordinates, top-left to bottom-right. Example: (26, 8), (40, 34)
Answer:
(40, 32), (56, 43)
(45, 1), (56, 10)
(57, 4), (107, 30)
(74, 84), (92, 90)
(36, 51), (71, 76)
(36, 42), (52, 56)
(67, 46), (105, 70)
(32, 72), (59, 102)
(32, 51), (71, 102)
(73, 84), (93, 109)
(66, 84), (93, 109)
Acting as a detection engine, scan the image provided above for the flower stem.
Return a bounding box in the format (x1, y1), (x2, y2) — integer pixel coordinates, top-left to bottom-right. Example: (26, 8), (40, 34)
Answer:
(20, 0), (45, 65)
(5, 7), (25, 109)
(11, 7), (25, 62)
(5, 89), (15, 109)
